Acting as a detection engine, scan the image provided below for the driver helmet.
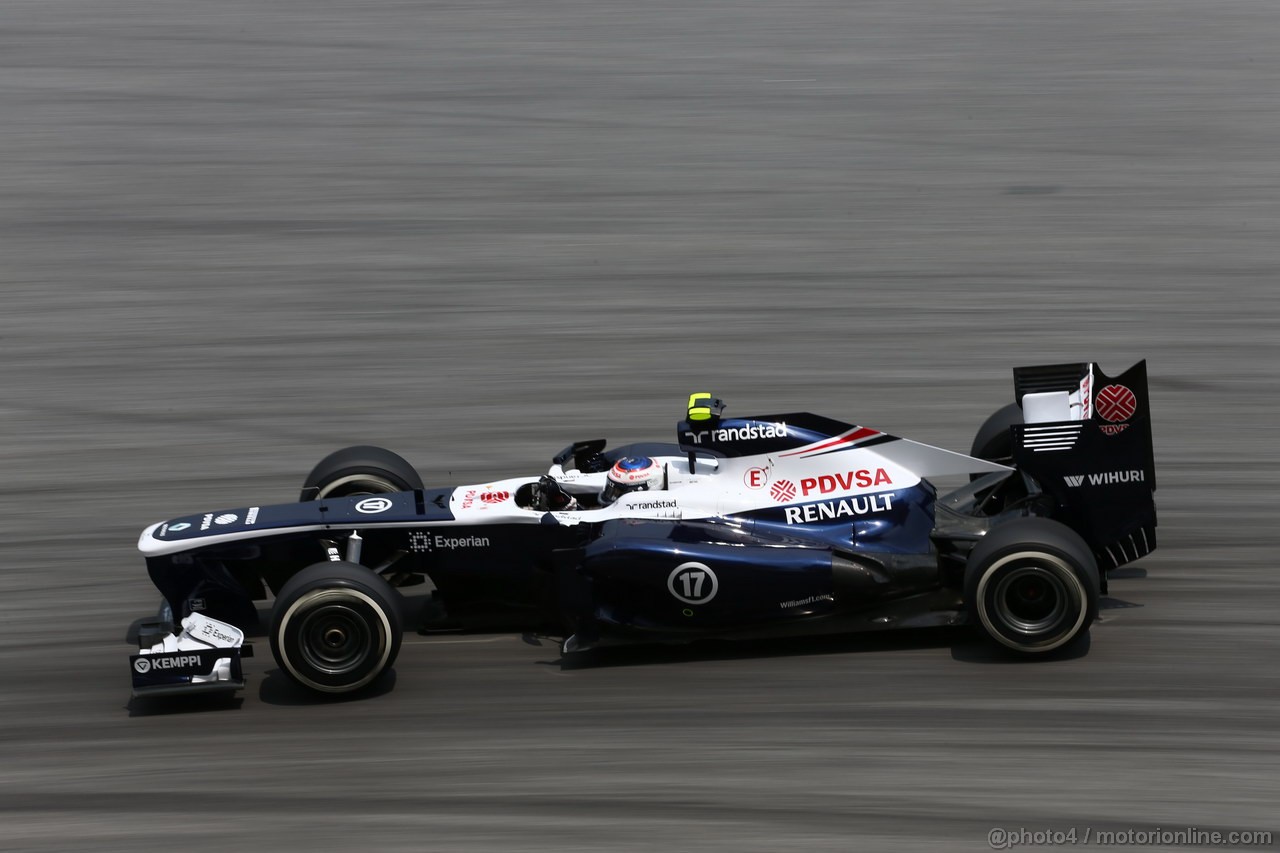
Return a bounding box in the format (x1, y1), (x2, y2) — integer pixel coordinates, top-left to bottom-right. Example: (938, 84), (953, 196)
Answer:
(601, 456), (664, 504)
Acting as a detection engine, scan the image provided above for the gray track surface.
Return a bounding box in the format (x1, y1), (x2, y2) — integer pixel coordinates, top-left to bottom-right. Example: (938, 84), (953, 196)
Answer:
(2, 1), (1278, 850)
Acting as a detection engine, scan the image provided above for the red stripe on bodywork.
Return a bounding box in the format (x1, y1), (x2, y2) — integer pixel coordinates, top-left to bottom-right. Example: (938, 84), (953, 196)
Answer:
(780, 426), (881, 458)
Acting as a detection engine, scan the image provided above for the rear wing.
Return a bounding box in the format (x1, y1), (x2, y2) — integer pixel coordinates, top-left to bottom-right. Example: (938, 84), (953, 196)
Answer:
(1009, 360), (1156, 570)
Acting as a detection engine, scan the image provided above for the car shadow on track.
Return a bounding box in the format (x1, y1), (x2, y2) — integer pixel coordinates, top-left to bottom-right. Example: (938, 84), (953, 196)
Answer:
(128, 591), (1131, 711)
(530, 575), (1153, 671)
(124, 669), (398, 714)
(534, 623), (1090, 670)
(949, 630), (1091, 664)
(256, 667), (399, 706)
(126, 693), (245, 717)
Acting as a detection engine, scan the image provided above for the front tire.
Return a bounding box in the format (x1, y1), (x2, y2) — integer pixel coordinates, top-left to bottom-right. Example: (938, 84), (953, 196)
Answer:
(300, 445), (423, 501)
(964, 518), (1099, 653)
(270, 562), (404, 694)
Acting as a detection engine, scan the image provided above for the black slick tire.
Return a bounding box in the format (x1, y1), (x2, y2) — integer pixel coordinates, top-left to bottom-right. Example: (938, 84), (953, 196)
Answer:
(964, 517), (1099, 653)
(970, 403), (1023, 467)
(269, 561), (404, 694)
(300, 445), (423, 501)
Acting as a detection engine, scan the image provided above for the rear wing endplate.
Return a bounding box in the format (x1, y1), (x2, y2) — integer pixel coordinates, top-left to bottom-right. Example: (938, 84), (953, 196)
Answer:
(1010, 360), (1156, 569)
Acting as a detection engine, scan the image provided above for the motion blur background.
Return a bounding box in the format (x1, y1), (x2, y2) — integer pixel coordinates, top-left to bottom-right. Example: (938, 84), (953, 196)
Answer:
(2, 1), (1277, 850)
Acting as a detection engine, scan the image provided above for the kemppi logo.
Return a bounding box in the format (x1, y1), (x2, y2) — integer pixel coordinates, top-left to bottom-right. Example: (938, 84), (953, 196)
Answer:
(799, 468), (892, 496)
(133, 654), (202, 674)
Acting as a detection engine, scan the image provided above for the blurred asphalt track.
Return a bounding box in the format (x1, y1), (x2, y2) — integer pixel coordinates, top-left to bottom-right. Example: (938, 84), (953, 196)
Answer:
(2, 1), (1278, 850)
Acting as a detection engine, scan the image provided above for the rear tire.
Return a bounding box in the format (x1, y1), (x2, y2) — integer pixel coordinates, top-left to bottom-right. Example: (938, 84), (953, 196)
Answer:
(964, 518), (1099, 653)
(301, 445), (423, 501)
(970, 403), (1022, 467)
(270, 562), (404, 694)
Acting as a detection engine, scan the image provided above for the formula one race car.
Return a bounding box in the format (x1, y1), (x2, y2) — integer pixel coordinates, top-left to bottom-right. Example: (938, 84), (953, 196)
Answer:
(129, 361), (1157, 698)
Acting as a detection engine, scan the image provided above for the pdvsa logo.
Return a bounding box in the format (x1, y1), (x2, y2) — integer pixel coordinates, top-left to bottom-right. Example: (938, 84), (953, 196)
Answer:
(1096, 384), (1137, 436)
(770, 479), (797, 502)
(799, 468), (892, 496)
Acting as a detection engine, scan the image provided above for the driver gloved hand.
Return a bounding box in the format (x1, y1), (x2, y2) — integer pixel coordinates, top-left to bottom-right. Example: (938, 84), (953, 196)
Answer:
(538, 476), (575, 510)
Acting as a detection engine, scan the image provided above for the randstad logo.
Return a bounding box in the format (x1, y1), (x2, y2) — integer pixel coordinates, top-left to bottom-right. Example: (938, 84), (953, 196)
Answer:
(683, 421), (788, 445)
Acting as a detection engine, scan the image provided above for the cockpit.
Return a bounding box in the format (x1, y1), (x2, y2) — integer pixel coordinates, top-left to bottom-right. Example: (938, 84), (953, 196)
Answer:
(514, 444), (720, 513)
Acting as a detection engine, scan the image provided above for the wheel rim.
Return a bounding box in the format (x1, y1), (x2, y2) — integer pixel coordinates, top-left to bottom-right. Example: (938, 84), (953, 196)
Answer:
(976, 551), (1089, 652)
(991, 566), (1069, 635)
(315, 474), (402, 499)
(277, 588), (393, 692)
(297, 602), (375, 675)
